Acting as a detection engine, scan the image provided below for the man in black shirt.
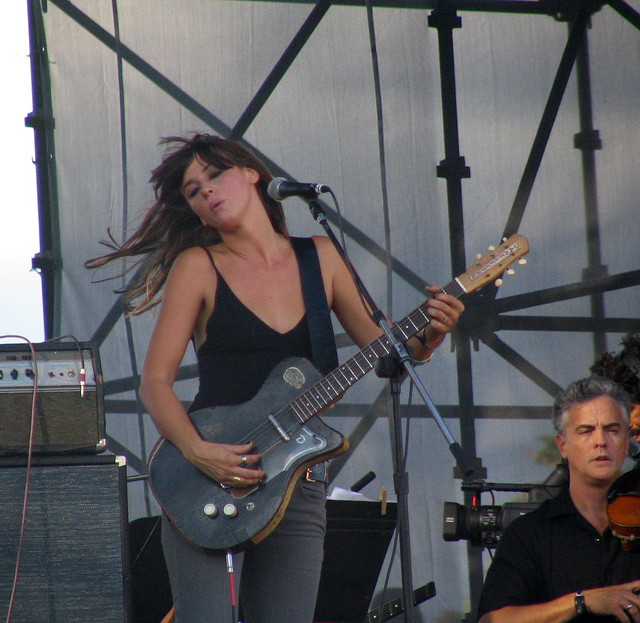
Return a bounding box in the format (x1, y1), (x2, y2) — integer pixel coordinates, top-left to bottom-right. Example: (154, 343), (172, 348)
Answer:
(477, 376), (640, 622)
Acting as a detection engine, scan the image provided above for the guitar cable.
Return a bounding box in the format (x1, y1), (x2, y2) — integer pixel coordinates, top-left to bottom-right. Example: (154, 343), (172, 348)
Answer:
(43, 335), (87, 398)
(226, 550), (239, 623)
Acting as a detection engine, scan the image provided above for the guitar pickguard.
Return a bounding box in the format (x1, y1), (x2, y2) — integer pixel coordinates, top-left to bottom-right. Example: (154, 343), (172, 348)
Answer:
(261, 425), (327, 482)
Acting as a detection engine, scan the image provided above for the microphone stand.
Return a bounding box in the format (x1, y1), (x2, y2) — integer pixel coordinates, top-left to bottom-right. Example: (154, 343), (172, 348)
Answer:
(306, 198), (473, 622)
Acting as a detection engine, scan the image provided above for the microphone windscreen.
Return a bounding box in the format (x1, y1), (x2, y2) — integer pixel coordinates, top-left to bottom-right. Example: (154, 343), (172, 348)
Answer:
(267, 177), (286, 201)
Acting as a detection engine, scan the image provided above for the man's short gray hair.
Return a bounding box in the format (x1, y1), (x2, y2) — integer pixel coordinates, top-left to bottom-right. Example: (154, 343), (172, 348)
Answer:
(552, 376), (631, 435)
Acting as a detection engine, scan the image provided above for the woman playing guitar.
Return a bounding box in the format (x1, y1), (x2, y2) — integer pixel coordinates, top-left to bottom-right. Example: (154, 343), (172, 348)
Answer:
(86, 134), (463, 623)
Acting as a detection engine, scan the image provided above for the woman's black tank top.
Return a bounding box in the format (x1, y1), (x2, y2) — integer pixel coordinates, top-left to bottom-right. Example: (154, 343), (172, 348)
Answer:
(189, 250), (313, 413)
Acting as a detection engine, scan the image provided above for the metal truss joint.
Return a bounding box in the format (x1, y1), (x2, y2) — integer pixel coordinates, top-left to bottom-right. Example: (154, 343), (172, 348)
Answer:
(573, 128), (602, 151)
(436, 155), (471, 180)
(428, 6), (462, 30)
(553, 0), (605, 22)
(25, 111), (55, 131)
(394, 471), (409, 495)
(581, 264), (609, 281)
(31, 250), (62, 273)
(455, 292), (500, 340)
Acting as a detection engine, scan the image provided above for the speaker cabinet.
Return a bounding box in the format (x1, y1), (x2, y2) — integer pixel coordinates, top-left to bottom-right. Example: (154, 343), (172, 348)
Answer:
(315, 500), (398, 622)
(128, 516), (173, 623)
(0, 455), (132, 622)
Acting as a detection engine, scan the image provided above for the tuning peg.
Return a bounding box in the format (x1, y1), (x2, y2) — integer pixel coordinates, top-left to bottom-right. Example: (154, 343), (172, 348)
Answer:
(488, 245), (496, 251)
(475, 254), (482, 260)
(507, 268), (515, 275)
(495, 278), (503, 287)
(518, 258), (527, 265)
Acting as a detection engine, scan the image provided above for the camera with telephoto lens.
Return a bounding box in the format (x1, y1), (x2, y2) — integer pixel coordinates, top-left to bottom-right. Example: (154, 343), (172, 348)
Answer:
(442, 500), (540, 547)
(442, 463), (568, 548)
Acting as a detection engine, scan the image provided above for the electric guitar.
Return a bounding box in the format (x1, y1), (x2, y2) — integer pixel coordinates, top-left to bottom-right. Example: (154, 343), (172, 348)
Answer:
(365, 581), (436, 623)
(148, 234), (529, 552)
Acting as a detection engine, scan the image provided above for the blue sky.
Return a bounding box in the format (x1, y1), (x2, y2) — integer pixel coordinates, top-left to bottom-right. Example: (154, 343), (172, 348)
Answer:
(1, 4), (44, 342)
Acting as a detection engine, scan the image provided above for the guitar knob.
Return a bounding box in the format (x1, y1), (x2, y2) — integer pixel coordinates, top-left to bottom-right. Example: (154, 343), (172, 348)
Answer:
(203, 503), (218, 517)
(223, 503), (238, 517)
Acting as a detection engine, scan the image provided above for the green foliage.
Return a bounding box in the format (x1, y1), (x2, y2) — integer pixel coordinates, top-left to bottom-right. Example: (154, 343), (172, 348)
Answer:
(531, 434), (560, 467)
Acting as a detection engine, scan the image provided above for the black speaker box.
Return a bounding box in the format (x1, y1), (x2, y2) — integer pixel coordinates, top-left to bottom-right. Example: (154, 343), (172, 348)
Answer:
(0, 454), (132, 622)
(128, 516), (173, 623)
(315, 499), (398, 622)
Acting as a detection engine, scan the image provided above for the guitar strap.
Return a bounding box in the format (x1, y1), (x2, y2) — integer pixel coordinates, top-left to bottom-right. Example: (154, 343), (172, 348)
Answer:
(291, 237), (339, 376)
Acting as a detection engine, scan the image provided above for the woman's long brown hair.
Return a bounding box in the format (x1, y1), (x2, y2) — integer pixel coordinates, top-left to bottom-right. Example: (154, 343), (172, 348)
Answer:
(85, 134), (287, 315)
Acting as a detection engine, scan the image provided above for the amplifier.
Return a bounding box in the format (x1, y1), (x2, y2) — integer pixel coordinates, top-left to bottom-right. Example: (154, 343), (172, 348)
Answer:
(0, 341), (105, 455)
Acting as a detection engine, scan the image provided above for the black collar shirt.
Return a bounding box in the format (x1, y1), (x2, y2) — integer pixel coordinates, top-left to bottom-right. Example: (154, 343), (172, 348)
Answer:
(477, 487), (640, 621)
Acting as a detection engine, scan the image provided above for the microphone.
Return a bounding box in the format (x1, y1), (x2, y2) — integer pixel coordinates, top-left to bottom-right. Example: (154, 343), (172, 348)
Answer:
(267, 177), (330, 201)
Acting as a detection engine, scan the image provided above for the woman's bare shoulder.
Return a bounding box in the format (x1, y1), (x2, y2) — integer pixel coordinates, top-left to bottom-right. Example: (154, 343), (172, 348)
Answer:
(172, 244), (220, 270)
(310, 234), (339, 262)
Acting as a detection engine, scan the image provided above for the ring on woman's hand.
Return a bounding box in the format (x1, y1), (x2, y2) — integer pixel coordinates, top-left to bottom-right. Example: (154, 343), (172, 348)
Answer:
(241, 455), (247, 464)
(625, 603), (633, 610)
(233, 476), (241, 484)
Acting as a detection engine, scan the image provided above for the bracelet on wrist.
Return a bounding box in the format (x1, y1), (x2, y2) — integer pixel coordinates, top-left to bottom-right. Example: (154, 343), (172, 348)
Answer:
(413, 330), (434, 363)
(416, 329), (435, 351)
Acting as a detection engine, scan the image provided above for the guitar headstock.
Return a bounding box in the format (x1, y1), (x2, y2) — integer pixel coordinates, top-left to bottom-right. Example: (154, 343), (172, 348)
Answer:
(457, 234), (529, 294)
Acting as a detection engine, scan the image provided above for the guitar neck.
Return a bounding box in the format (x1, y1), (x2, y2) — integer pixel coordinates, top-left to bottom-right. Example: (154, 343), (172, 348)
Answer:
(364, 582), (436, 623)
(289, 278), (464, 426)
(286, 233), (529, 428)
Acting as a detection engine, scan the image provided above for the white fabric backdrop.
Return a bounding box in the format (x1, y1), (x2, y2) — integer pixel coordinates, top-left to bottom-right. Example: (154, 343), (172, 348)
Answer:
(40, 0), (640, 619)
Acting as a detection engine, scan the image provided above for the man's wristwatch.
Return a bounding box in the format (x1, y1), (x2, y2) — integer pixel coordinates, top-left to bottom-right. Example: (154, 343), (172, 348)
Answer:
(574, 591), (586, 615)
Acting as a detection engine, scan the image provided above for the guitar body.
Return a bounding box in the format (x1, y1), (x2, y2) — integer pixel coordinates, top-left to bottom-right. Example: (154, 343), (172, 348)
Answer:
(148, 357), (348, 552)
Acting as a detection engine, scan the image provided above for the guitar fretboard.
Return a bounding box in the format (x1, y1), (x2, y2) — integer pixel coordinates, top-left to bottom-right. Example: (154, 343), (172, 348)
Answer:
(286, 278), (465, 428)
